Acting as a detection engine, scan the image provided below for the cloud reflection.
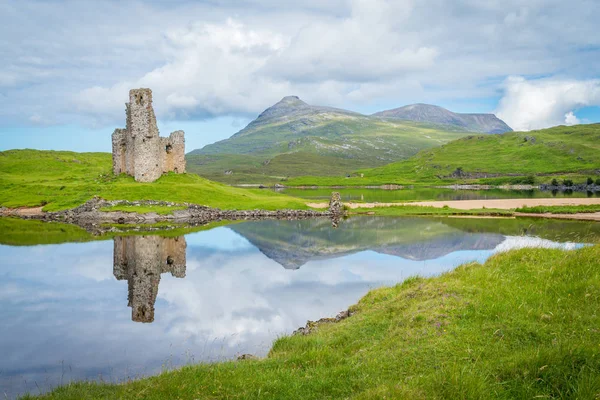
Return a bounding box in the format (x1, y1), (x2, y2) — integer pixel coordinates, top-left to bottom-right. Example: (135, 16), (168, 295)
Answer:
(0, 217), (592, 399)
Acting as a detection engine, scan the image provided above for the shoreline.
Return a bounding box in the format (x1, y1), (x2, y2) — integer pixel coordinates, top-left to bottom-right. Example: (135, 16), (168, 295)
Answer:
(3, 196), (600, 225)
(0, 198), (337, 228)
(20, 245), (600, 399)
(235, 183), (600, 192)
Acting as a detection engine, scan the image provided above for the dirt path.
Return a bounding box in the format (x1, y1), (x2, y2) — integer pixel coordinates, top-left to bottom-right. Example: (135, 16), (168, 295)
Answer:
(0, 206), (45, 216)
(307, 197), (600, 210)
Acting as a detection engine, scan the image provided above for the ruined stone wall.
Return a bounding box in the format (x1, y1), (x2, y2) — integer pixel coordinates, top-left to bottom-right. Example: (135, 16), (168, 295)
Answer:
(111, 88), (186, 182)
(160, 130), (186, 174)
(111, 129), (127, 174)
(113, 235), (187, 322)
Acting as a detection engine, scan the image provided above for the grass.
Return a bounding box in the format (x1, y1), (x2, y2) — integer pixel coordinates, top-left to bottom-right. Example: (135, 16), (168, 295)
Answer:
(25, 244), (600, 399)
(284, 124), (600, 186)
(0, 149), (309, 211)
(515, 205), (600, 214)
(99, 205), (188, 215)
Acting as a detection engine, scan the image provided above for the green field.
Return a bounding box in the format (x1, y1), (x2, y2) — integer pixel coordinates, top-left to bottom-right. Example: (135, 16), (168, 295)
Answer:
(0, 149), (308, 211)
(25, 244), (600, 399)
(285, 124), (600, 186)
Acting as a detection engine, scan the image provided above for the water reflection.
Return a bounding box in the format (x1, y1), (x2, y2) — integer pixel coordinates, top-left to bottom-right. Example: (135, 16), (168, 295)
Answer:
(113, 236), (186, 322)
(0, 216), (596, 398)
(231, 217), (506, 269)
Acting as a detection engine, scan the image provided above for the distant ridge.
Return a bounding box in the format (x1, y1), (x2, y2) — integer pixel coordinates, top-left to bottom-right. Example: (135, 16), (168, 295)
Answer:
(373, 103), (512, 134)
(233, 95), (360, 138)
(186, 96), (509, 183)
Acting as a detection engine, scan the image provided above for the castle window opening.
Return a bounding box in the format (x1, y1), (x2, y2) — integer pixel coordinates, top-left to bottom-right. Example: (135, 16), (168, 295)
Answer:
(165, 144), (173, 153)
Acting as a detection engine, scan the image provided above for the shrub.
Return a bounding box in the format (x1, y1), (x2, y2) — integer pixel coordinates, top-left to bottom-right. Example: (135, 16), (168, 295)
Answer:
(521, 176), (535, 185)
(563, 179), (573, 187)
(587, 177), (594, 185)
(551, 178), (559, 186)
(596, 178), (600, 186)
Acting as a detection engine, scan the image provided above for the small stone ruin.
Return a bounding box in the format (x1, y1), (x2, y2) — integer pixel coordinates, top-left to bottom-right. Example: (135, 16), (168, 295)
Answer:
(112, 88), (186, 182)
(329, 192), (344, 216)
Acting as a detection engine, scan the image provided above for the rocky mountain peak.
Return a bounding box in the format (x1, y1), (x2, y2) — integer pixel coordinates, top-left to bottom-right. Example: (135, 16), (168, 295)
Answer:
(373, 103), (512, 134)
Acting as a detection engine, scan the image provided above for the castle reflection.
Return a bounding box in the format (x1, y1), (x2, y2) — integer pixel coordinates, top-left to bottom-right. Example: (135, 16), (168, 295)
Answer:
(113, 235), (186, 323)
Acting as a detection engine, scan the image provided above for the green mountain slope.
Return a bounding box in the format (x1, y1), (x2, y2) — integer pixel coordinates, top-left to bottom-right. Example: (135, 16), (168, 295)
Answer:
(186, 96), (482, 184)
(285, 123), (599, 186)
(355, 124), (600, 184)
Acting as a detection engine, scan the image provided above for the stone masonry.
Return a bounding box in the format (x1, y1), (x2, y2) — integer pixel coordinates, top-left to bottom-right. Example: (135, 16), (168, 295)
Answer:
(112, 88), (186, 182)
(113, 235), (187, 323)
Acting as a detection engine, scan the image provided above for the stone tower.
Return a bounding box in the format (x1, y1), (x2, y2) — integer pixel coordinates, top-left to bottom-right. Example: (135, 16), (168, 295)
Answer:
(112, 88), (186, 182)
(113, 235), (187, 323)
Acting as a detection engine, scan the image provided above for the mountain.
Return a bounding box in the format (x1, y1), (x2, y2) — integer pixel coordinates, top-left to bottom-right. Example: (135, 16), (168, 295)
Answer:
(186, 97), (492, 184)
(373, 104), (512, 134)
(357, 123), (600, 185)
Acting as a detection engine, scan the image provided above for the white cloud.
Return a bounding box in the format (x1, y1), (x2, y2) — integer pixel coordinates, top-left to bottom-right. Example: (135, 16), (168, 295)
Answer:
(496, 76), (600, 131)
(1, 0), (600, 130)
(564, 111), (580, 125)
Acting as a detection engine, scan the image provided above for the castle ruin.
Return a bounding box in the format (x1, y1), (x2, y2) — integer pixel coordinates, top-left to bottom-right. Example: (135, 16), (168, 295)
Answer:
(113, 235), (187, 323)
(112, 88), (186, 182)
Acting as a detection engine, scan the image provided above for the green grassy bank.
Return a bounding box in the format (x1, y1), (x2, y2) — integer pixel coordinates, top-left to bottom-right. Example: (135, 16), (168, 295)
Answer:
(0, 150), (308, 211)
(25, 245), (600, 399)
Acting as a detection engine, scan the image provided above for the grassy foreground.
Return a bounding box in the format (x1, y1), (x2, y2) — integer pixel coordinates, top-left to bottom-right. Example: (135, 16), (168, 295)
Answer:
(26, 245), (600, 399)
(0, 150), (308, 211)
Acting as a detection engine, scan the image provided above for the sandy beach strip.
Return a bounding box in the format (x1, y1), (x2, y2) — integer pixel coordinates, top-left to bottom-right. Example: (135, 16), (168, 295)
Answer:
(307, 197), (600, 210)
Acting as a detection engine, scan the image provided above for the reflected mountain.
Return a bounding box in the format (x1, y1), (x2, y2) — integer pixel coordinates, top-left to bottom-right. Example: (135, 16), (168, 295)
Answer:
(230, 217), (505, 269)
(113, 235), (187, 322)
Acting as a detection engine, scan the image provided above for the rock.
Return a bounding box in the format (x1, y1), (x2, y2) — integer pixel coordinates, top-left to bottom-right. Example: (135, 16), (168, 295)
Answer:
(329, 192), (344, 216)
(237, 354), (258, 361)
(293, 309), (353, 336)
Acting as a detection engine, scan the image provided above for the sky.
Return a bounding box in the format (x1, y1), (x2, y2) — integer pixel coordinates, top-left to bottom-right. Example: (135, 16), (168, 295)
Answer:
(1, 0), (599, 153)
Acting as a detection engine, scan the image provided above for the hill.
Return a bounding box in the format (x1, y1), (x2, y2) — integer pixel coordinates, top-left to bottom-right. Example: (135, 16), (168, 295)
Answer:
(0, 149), (307, 211)
(373, 103), (512, 134)
(287, 123), (600, 186)
(186, 97), (499, 184)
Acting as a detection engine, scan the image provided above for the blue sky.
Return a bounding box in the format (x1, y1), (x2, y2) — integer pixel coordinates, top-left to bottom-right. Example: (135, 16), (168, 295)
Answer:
(1, 0), (599, 153)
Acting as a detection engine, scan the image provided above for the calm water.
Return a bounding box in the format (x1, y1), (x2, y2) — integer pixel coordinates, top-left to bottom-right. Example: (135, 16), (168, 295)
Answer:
(280, 187), (600, 202)
(1, 216), (599, 398)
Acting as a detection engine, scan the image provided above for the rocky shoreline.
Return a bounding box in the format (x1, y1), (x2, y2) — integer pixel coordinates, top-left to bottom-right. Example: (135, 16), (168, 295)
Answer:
(0, 196), (344, 229)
